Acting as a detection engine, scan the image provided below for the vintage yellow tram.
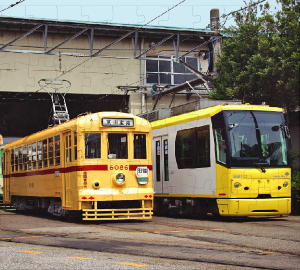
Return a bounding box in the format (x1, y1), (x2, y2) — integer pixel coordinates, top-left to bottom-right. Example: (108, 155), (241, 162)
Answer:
(3, 112), (153, 220)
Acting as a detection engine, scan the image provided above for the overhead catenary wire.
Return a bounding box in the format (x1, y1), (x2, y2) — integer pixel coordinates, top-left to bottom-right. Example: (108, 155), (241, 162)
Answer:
(1, 30), (257, 103)
(8, 35), (259, 103)
(13, 0), (262, 104)
(219, 0), (267, 28)
(23, 0), (186, 100)
(0, 0), (26, 13)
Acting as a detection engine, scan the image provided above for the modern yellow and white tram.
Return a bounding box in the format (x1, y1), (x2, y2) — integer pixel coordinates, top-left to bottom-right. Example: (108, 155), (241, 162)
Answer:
(3, 112), (153, 220)
(151, 103), (291, 217)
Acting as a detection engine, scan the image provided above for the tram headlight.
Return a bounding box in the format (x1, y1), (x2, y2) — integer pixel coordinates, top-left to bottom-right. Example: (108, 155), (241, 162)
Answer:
(113, 173), (126, 186)
(234, 182), (240, 188)
(283, 181), (288, 188)
(92, 181), (100, 189)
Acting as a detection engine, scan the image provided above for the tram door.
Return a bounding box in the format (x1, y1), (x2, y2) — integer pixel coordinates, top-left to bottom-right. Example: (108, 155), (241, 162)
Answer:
(63, 132), (72, 207)
(4, 151), (10, 203)
(153, 136), (169, 194)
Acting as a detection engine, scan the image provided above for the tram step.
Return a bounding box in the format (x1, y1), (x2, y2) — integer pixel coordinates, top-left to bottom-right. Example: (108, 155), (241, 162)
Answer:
(0, 200), (15, 211)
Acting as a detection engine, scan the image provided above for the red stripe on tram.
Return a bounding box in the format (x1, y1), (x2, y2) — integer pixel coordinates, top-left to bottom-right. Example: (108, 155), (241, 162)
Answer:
(4, 165), (108, 178)
(64, 165), (108, 173)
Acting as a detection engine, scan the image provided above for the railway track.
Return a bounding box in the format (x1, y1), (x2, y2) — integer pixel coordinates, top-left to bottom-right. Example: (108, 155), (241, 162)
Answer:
(0, 212), (299, 269)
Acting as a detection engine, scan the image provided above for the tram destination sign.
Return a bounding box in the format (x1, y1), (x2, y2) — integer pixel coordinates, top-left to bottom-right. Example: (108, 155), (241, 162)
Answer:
(102, 118), (134, 127)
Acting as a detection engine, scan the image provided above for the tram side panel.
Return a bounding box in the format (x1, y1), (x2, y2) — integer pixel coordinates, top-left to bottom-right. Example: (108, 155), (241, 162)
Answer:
(4, 131), (69, 210)
(152, 117), (219, 215)
(0, 148), (3, 200)
(4, 112), (154, 220)
(152, 105), (291, 217)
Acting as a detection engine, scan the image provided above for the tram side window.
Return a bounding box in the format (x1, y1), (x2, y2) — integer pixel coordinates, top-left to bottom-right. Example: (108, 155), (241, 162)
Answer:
(15, 148), (18, 171)
(156, 141), (161, 182)
(43, 139), (48, 167)
(37, 141), (42, 169)
(85, 133), (101, 159)
(11, 149), (14, 172)
(164, 139), (169, 181)
(28, 144), (32, 170)
(18, 147), (22, 171)
(108, 134), (127, 159)
(74, 132), (77, 161)
(175, 129), (193, 168)
(175, 126), (210, 169)
(67, 135), (72, 162)
(2, 153), (5, 174)
(195, 127), (210, 167)
(214, 128), (227, 165)
(32, 142), (37, 169)
(23, 145), (28, 170)
(55, 135), (60, 165)
(134, 134), (147, 159)
(48, 137), (54, 167)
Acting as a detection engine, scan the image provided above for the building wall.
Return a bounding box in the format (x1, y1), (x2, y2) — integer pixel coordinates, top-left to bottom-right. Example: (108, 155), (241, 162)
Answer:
(0, 29), (211, 116)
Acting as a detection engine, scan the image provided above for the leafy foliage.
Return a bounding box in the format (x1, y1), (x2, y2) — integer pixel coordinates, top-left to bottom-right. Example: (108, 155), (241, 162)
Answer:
(211, 0), (300, 123)
(290, 150), (300, 200)
(212, 1), (300, 206)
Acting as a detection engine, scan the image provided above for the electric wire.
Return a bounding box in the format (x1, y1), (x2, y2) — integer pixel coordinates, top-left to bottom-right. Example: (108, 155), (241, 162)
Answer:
(219, 0), (267, 28)
(0, 0), (26, 13)
(24, 0), (186, 100)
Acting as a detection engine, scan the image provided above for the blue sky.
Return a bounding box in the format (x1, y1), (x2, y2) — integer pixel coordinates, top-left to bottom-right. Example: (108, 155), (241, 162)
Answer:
(0, 0), (280, 29)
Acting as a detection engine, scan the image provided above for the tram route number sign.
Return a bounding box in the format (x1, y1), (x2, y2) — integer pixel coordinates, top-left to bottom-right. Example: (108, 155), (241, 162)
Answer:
(135, 166), (149, 185)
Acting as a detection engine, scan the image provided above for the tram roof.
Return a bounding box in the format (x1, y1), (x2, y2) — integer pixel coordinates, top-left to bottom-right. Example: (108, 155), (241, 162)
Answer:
(4, 111), (151, 149)
(151, 104), (283, 130)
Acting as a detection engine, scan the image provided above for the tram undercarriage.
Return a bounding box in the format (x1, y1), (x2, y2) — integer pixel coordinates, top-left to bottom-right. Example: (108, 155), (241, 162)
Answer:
(12, 195), (153, 220)
(154, 197), (219, 217)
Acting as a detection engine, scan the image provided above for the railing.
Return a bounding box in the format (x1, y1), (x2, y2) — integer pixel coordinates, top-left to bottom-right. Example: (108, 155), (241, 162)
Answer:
(82, 203), (153, 220)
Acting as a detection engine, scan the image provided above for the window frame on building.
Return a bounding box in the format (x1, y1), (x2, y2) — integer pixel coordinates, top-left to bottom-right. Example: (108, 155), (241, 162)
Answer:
(145, 55), (199, 85)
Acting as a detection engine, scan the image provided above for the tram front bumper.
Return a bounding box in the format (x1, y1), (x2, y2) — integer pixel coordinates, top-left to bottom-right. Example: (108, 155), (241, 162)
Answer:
(82, 199), (153, 221)
(217, 198), (291, 216)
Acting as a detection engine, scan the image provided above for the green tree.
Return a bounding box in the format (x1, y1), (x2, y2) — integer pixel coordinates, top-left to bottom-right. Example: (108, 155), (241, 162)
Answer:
(211, 0), (300, 125)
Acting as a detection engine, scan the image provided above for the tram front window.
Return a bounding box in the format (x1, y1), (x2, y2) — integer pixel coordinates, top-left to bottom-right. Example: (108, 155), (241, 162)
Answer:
(85, 133), (101, 159)
(226, 111), (288, 168)
(108, 134), (128, 159)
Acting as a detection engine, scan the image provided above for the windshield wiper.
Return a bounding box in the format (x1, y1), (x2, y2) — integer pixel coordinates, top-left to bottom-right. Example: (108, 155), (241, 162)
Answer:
(241, 148), (266, 173)
(249, 111), (267, 172)
(253, 162), (266, 173)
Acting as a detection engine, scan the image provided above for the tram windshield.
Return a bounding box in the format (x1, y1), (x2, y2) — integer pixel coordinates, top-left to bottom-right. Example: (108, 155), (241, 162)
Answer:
(108, 134), (128, 159)
(213, 111), (289, 168)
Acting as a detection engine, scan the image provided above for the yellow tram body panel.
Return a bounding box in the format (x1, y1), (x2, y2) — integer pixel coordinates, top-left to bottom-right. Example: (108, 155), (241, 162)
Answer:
(151, 104), (282, 131)
(4, 112), (153, 220)
(151, 104), (291, 217)
(215, 164), (291, 216)
(217, 198), (291, 216)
